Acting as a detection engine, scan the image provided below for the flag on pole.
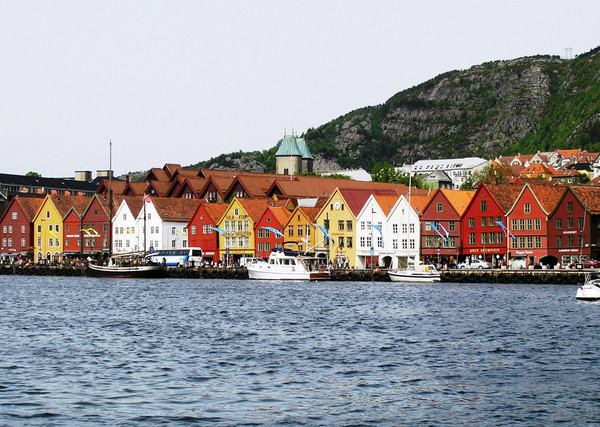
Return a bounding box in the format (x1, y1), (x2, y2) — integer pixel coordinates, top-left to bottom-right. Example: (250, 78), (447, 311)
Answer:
(262, 226), (285, 238)
(317, 225), (334, 245)
(210, 226), (234, 235)
(371, 224), (384, 248)
(429, 222), (447, 244)
(143, 193), (152, 204)
(495, 220), (517, 241)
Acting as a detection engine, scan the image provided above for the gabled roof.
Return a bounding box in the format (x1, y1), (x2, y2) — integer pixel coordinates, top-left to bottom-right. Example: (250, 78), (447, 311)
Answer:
(224, 174), (278, 199)
(264, 205), (292, 227)
(407, 192), (435, 216)
(0, 196), (44, 223)
(373, 194), (401, 216)
(146, 180), (171, 197)
(149, 198), (200, 222)
(568, 186), (600, 216)
(338, 188), (399, 217)
(295, 138), (314, 160)
(96, 179), (127, 195)
(483, 183), (524, 212)
(202, 203), (229, 224)
(435, 189), (475, 217)
(511, 183), (566, 215)
(48, 194), (92, 219)
(235, 198), (270, 223)
(144, 168), (171, 182)
(122, 181), (148, 196)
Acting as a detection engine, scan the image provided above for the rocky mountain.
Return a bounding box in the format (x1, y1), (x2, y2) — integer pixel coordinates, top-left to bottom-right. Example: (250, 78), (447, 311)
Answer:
(192, 46), (600, 174)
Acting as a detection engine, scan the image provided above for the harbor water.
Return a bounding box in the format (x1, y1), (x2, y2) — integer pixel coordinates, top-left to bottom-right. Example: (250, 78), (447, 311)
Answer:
(1, 276), (599, 425)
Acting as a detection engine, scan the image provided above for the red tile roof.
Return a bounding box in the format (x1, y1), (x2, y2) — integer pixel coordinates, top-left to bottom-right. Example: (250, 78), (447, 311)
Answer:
(150, 198), (200, 222)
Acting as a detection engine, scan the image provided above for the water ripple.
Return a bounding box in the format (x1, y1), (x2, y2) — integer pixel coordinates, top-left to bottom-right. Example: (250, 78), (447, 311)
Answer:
(0, 277), (599, 424)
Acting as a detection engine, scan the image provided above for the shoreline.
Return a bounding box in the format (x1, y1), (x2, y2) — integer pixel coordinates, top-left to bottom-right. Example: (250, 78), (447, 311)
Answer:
(0, 264), (588, 284)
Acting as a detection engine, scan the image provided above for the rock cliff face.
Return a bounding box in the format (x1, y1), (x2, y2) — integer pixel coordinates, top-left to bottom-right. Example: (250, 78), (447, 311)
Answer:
(193, 47), (600, 174)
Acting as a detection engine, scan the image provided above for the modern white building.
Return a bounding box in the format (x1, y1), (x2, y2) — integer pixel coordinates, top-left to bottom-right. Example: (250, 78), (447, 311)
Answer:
(404, 157), (489, 189)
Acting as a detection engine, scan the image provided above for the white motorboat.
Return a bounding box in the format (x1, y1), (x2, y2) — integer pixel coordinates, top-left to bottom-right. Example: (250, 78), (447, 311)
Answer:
(576, 274), (600, 301)
(246, 248), (330, 281)
(388, 259), (441, 283)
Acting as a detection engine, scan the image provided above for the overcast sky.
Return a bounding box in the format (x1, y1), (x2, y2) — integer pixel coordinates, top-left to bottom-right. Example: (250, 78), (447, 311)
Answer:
(1, 0), (599, 178)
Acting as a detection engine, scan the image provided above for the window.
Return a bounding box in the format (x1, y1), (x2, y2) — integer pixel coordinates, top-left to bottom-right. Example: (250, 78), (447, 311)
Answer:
(257, 229), (263, 238)
(346, 221), (352, 231)
(346, 237), (352, 248)
(524, 203), (531, 214)
(338, 237), (344, 247)
(567, 235), (574, 247)
(21, 238), (26, 248)
(191, 225), (197, 235)
(527, 219), (533, 231)
(556, 218), (562, 230)
(233, 208), (239, 217)
(12, 211), (17, 220)
(578, 217), (584, 229)
(360, 236), (366, 247)
(519, 219), (525, 231)
(556, 235), (562, 248)
(567, 202), (573, 213)
(437, 203), (443, 213)
(338, 220), (344, 231)
(469, 233), (475, 245)
(535, 219), (541, 231)
(393, 239), (398, 249)
(511, 219), (518, 231)
(488, 217), (494, 227)
(468, 218), (475, 228)
(46, 211), (51, 219)
(481, 217), (486, 227)
(481, 233), (488, 245)
(297, 225), (303, 236)
(288, 225), (294, 237)
(392, 224), (399, 234)
(567, 218), (574, 229)
(480, 201), (487, 212)
(497, 233), (503, 245)
(425, 236), (432, 247)
(402, 239), (408, 249)
(535, 236), (542, 248)
(409, 224), (415, 234)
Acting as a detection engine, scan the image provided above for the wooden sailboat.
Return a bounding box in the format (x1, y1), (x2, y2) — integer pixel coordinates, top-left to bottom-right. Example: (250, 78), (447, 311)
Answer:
(86, 142), (165, 278)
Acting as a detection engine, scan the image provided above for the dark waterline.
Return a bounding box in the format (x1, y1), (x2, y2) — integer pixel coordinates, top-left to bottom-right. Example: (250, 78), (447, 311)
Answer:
(1, 276), (599, 425)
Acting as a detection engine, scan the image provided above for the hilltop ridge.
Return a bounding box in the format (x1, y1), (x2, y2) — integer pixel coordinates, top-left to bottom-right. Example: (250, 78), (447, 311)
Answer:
(185, 46), (600, 174)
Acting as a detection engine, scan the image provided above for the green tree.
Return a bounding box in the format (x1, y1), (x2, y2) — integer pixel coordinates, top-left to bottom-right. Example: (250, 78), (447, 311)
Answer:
(25, 171), (41, 177)
(460, 162), (511, 190)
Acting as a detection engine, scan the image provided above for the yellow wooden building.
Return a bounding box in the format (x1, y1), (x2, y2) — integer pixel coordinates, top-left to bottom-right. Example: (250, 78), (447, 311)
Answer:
(32, 195), (90, 264)
(216, 198), (268, 264)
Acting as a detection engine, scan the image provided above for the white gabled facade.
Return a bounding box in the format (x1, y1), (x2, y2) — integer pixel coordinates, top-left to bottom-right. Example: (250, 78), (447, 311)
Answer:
(133, 200), (189, 252)
(386, 195), (421, 269)
(354, 193), (421, 269)
(355, 195), (390, 269)
(112, 199), (142, 254)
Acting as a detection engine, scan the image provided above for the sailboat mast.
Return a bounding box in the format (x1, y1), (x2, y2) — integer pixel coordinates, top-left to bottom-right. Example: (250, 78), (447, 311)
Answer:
(108, 141), (113, 257)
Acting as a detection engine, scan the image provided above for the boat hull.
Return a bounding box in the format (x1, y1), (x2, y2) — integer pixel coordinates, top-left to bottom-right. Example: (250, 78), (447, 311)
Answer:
(388, 270), (441, 283)
(86, 264), (166, 279)
(576, 283), (600, 301)
(247, 265), (330, 281)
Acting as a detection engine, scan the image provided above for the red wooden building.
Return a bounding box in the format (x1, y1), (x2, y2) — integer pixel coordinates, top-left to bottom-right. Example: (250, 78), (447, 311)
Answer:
(254, 205), (291, 259)
(0, 196), (43, 262)
(420, 189), (474, 266)
(506, 183), (566, 268)
(187, 202), (228, 264)
(460, 183), (522, 267)
(548, 186), (600, 267)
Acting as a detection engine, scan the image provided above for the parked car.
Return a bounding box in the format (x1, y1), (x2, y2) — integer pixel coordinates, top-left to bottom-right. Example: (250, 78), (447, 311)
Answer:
(568, 259), (600, 269)
(457, 259), (492, 269)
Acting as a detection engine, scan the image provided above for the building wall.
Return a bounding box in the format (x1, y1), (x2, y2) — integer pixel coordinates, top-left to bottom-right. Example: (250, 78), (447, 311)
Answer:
(276, 155), (302, 175)
(33, 198), (63, 264)
(420, 192), (462, 264)
(461, 186), (508, 266)
(0, 200), (32, 258)
(547, 191), (589, 266)
(507, 188), (548, 268)
(315, 193), (355, 267)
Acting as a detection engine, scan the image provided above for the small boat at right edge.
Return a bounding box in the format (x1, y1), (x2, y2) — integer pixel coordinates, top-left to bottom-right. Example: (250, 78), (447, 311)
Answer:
(576, 273), (600, 301)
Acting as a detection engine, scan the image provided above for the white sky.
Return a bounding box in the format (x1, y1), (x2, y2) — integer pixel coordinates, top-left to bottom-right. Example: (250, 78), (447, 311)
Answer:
(1, 0), (598, 178)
